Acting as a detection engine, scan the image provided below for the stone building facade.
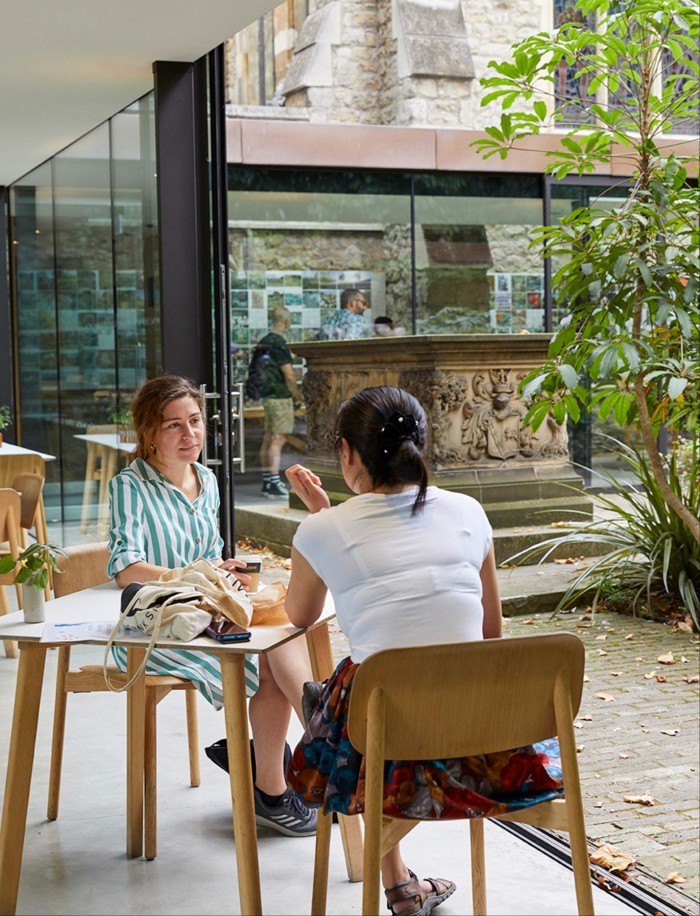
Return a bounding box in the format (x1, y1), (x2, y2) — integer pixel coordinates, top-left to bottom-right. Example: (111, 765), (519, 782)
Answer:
(226, 0), (547, 130)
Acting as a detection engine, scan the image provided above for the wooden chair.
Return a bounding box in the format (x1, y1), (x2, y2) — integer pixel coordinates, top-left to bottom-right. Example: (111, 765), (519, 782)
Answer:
(6, 472), (51, 599)
(311, 633), (594, 916)
(0, 489), (21, 658)
(11, 471), (47, 547)
(48, 542), (201, 860)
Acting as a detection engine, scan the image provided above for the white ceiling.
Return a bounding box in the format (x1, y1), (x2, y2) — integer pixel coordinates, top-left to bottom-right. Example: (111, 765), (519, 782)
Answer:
(0, 0), (276, 186)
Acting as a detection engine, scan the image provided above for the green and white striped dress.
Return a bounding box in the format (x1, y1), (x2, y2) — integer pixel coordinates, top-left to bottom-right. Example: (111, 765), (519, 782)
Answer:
(107, 458), (259, 707)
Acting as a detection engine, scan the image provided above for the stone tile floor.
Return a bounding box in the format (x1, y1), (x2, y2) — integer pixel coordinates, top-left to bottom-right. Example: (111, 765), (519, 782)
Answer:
(257, 550), (700, 916)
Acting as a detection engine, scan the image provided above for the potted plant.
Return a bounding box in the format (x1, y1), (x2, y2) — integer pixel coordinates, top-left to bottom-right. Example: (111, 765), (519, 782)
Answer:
(0, 542), (67, 623)
(0, 405), (12, 447)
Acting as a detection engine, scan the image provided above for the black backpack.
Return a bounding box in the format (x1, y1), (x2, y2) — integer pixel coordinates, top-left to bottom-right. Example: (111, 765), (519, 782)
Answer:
(244, 344), (272, 400)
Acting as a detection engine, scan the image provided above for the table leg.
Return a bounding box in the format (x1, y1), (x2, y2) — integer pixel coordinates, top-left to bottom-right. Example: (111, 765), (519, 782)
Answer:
(126, 647), (146, 859)
(96, 448), (118, 537)
(305, 622), (364, 883)
(220, 653), (262, 916)
(0, 642), (47, 916)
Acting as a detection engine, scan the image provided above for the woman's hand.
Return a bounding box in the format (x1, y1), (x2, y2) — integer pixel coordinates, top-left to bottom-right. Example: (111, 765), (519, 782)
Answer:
(285, 464), (331, 515)
(215, 557), (252, 589)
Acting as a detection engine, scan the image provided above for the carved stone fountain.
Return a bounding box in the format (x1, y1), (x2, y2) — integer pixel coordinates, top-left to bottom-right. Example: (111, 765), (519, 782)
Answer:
(291, 334), (592, 526)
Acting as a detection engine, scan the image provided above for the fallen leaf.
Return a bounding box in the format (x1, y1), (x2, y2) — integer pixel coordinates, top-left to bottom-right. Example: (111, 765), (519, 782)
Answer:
(623, 794), (656, 806)
(522, 618), (534, 625)
(581, 714), (593, 721)
(590, 843), (636, 873)
(684, 675), (699, 684)
(619, 753), (629, 759)
(655, 675), (668, 683)
(579, 614), (592, 621)
(676, 622), (693, 633)
(657, 652), (676, 665)
(665, 872), (688, 884)
(611, 671), (622, 676)
(594, 801), (603, 808)
(596, 693), (614, 701)
(661, 728), (680, 736)
(598, 649), (608, 656)
(635, 656), (646, 661)
(643, 671), (657, 679)
(583, 675), (590, 682)
(624, 634), (634, 640)
(577, 745), (585, 753)
(574, 722), (583, 729)
(595, 634), (608, 641)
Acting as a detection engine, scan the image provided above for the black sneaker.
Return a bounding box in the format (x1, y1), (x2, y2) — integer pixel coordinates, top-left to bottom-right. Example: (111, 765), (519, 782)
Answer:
(302, 680), (324, 725)
(254, 788), (317, 837)
(261, 479), (289, 498)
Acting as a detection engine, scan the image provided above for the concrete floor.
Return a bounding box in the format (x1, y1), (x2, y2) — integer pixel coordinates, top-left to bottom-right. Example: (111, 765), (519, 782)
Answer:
(0, 640), (639, 916)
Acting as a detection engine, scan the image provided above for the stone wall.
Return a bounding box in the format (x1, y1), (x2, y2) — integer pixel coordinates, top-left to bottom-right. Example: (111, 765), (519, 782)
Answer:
(227, 0), (548, 129)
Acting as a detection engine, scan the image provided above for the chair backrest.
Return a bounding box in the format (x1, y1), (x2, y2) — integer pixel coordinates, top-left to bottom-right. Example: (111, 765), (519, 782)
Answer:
(53, 542), (111, 597)
(0, 488), (21, 585)
(347, 633), (585, 761)
(11, 472), (44, 530)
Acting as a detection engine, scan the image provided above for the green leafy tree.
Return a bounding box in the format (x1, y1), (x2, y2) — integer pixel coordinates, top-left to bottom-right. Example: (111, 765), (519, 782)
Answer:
(473, 0), (699, 546)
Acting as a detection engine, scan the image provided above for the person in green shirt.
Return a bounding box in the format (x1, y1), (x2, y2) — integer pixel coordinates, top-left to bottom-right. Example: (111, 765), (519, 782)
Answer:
(256, 306), (300, 498)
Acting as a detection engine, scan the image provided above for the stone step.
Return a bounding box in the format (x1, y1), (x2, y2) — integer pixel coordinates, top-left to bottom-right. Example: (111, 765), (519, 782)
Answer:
(235, 502), (607, 569)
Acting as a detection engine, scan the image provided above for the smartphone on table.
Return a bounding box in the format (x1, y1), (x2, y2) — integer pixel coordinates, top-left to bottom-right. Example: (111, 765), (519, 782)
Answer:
(205, 619), (252, 643)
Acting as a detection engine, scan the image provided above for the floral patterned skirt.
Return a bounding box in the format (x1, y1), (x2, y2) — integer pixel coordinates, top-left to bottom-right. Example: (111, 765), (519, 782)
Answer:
(287, 657), (565, 819)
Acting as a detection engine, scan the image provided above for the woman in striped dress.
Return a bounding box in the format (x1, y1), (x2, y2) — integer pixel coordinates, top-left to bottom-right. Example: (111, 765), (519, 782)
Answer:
(108, 374), (316, 837)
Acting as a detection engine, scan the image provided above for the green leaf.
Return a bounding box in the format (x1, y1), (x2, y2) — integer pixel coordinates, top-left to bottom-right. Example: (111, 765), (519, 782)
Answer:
(534, 99), (548, 121)
(558, 363), (579, 389)
(668, 377), (689, 400)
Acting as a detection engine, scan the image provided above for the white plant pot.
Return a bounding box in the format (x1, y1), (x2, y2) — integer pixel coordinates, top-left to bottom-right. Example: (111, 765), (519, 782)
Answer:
(22, 585), (46, 624)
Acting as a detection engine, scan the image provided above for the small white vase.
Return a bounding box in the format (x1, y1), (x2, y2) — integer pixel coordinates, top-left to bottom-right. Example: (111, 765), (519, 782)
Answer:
(22, 585), (46, 624)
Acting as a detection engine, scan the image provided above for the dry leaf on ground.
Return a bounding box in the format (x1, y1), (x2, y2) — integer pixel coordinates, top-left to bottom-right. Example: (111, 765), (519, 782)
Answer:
(643, 671), (657, 679)
(661, 728), (680, 736)
(655, 675), (668, 683)
(590, 843), (636, 873)
(596, 692), (615, 701)
(657, 652), (676, 665)
(581, 714), (593, 720)
(595, 634), (607, 641)
(684, 675), (699, 684)
(623, 794), (656, 806)
(665, 872), (688, 884)
(624, 634), (634, 640)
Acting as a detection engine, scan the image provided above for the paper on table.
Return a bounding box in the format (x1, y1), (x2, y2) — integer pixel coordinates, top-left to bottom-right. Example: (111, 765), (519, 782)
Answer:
(41, 622), (120, 643)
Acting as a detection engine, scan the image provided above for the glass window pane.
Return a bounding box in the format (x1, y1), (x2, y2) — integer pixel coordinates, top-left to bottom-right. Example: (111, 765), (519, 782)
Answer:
(111, 96), (160, 420)
(10, 162), (59, 504)
(228, 167), (413, 379)
(413, 174), (544, 334)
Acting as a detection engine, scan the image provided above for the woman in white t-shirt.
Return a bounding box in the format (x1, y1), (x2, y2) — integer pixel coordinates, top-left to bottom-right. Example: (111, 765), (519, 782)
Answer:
(284, 386), (564, 916)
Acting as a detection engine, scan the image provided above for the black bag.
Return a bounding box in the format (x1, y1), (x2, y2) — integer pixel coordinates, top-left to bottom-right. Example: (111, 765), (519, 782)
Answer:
(244, 345), (272, 400)
(205, 737), (292, 780)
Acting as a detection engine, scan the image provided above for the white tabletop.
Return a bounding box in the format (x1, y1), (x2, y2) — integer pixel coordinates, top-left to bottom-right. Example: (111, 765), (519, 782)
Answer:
(74, 433), (136, 453)
(0, 442), (55, 461)
(0, 581), (335, 653)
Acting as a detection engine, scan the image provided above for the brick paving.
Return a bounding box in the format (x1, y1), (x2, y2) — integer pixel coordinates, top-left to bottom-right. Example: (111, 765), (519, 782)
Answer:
(259, 554), (700, 915)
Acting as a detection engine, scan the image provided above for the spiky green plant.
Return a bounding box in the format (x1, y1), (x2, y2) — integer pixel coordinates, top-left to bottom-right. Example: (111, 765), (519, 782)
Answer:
(505, 436), (699, 628)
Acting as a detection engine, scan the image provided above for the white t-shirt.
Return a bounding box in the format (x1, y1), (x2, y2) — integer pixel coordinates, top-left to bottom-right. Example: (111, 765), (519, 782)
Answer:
(292, 486), (493, 662)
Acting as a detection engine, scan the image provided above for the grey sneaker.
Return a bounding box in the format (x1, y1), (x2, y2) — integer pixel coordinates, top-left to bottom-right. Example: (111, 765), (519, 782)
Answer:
(261, 479), (288, 498)
(254, 788), (317, 837)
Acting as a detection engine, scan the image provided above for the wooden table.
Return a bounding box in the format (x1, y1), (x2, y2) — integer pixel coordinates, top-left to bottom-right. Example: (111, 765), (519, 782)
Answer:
(0, 443), (54, 545)
(0, 584), (361, 916)
(74, 434), (136, 534)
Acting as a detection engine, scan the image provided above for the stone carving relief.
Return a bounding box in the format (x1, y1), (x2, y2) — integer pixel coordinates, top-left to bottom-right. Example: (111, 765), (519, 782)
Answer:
(460, 367), (569, 464)
(402, 366), (568, 467)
